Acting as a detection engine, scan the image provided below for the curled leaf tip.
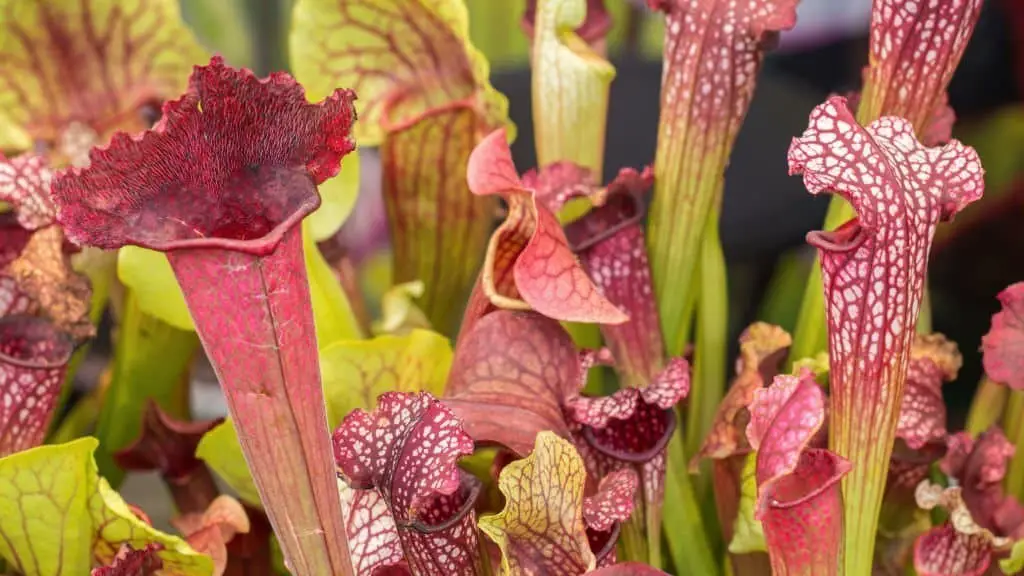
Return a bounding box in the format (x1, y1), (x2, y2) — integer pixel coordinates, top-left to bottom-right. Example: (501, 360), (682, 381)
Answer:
(746, 374), (827, 507)
(568, 356), (690, 430)
(114, 400), (222, 480)
(913, 481), (1012, 576)
(982, 282), (1024, 390)
(467, 130), (628, 325)
(445, 310), (581, 455)
(334, 391), (473, 508)
(790, 96), (984, 233)
(333, 391), (486, 574)
(747, 373), (849, 575)
(693, 323), (791, 469)
(521, 0), (612, 46)
(52, 55), (357, 254)
(583, 468), (639, 532)
(478, 431), (597, 575)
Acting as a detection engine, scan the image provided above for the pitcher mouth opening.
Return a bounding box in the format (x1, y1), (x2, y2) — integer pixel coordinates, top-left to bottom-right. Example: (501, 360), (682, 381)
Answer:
(806, 217), (869, 254)
(118, 165), (320, 257)
(400, 471), (482, 534)
(761, 449), (851, 515)
(581, 407), (677, 464)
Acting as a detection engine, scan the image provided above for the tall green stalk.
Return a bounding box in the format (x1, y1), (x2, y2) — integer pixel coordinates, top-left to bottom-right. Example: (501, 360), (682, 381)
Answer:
(1005, 391), (1024, 502)
(965, 377), (1008, 436)
(685, 211), (728, 464)
(663, 432), (721, 575)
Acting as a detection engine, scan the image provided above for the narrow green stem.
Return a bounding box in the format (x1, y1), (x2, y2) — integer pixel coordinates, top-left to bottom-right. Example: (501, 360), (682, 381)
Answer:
(965, 377), (1008, 436)
(1005, 391), (1024, 502)
(303, 222), (365, 346)
(647, 159), (717, 357)
(686, 212), (728, 460)
(95, 290), (199, 486)
(916, 283), (932, 334)
(787, 199), (854, 368)
(757, 248), (813, 331)
(1004, 390), (1024, 442)
(832, 368), (905, 576)
(619, 513), (648, 565)
(564, 322), (607, 394)
(663, 430), (721, 575)
(48, 392), (101, 444)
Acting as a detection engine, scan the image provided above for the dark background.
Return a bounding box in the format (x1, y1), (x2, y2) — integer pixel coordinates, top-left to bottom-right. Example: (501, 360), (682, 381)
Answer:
(484, 1), (1023, 423)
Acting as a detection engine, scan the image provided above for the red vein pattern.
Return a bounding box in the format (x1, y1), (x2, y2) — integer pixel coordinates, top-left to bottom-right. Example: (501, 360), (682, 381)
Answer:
(860, 0), (983, 131)
(0, 315), (74, 457)
(746, 373), (849, 576)
(0, 275), (37, 318)
(645, 0), (798, 354)
(333, 392), (485, 576)
(788, 95), (984, 562)
(913, 524), (991, 576)
(882, 335), (960, 553)
(530, 164), (667, 389)
(338, 483), (404, 576)
(466, 130), (627, 326)
(0, 0), (206, 151)
(52, 56), (355, 252)
(912, 481), (1017, 576)
(897, 334), (960, 450)
(478, 432), (596, 575)
(51, 56), (358, 576)
(568, 357), (689, 430)
(291, 0), (482, 143)
(981, 282), (1024, 390)
(292, 0), (508, 335)
(574, 361), (688, 556)
(445, 310), (582, 455)
(583, 468), (638, 532)
(381, 104), (491, 334)
(0, 154), (56, 230)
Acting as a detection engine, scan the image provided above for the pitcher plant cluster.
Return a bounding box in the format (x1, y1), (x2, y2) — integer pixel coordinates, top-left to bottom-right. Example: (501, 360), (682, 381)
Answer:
(0, 0), (1013, 575)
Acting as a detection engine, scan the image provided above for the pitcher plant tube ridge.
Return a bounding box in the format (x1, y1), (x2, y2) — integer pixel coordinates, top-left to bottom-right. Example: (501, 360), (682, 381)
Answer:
(788, 95), (984, 574)
(51, 56), (359, 576)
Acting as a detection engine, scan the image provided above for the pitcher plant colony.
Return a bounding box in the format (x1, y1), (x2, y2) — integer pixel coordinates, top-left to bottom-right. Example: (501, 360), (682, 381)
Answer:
(0, 0), (1016, 575)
